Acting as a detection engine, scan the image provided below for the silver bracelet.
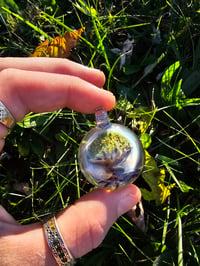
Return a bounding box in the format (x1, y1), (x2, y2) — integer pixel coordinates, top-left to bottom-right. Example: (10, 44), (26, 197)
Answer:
(0, 101), (15, 129)
(43, 216), (75, 266)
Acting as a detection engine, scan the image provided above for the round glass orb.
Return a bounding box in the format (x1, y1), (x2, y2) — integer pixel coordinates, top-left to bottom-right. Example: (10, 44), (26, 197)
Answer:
(78, 107), (145, 189)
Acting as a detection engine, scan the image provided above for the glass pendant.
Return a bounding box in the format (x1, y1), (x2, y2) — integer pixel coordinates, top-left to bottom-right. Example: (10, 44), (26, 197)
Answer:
(78, 107), (145, 189)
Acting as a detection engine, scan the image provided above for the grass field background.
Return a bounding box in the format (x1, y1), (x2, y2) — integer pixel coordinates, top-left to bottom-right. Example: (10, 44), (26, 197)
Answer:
(0, 0), (200, 265)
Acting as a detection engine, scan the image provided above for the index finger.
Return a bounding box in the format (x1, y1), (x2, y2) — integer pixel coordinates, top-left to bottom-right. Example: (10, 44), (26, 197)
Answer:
(0, 57), (106, 88)
(0, 68), (115, 122)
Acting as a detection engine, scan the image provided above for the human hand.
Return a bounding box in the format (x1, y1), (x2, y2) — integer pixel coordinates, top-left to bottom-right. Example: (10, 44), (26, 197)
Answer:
(0, 57), (141, 266)
(0, 57), (114, 150)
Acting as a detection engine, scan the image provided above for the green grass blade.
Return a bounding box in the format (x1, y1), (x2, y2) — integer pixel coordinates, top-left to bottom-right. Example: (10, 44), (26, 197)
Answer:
(2, 7), (51, 39)
(178, 213), (183, 266)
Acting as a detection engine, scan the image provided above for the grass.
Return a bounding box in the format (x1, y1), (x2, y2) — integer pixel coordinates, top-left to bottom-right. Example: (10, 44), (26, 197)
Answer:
(0, 0), (200, 265)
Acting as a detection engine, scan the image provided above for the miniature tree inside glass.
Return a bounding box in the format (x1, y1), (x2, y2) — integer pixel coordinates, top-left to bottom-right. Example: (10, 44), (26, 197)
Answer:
(78, 107), (145, 189)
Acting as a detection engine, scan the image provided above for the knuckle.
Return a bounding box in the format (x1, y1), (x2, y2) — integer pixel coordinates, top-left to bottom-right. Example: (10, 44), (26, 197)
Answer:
(0, 68), (15, 87)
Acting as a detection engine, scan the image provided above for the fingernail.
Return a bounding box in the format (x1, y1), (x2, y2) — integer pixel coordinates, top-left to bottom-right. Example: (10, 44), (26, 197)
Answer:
(83, 65), (102, 72)
(117, 188), (140, 217)
(102, 89), (115, 97)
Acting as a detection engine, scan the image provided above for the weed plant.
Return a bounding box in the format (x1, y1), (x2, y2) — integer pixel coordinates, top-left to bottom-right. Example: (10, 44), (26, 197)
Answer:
(0, 0), (200, 265)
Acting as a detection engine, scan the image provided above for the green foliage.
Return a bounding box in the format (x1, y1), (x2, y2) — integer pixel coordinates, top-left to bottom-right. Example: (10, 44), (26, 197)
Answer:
(141, 151), (176, 205)
(0, 0), (200, 265)
(160, 61), (200, 109)
(0, 0), (19, 12)
(161, 61), (182, 106)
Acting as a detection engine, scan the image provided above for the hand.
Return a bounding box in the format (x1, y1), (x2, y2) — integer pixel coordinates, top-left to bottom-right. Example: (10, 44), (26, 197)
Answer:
(0, 57), (141, 266)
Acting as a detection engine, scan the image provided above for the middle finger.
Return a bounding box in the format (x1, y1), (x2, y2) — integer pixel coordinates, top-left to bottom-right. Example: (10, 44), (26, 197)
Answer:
(0, 57), (106, 88)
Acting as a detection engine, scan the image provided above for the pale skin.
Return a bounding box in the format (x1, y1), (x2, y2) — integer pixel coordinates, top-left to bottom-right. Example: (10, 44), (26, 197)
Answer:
(0, 57), (141, 266)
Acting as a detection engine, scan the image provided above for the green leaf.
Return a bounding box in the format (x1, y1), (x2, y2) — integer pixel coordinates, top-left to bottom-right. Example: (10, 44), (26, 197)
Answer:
(18, 139), (30, 156)
(140, 133), (152, 149)
(161, 61), (181, 104)
(178, 180), (194, 192)
(123, 65), (141, 75)
(156, 154), (180, 167)
(182, 70), (200, 96)
(160, 61), (199, 109)
(0, 0), (19, 11)
(141, 151), (175, 205)
(30, 138), (45, 157)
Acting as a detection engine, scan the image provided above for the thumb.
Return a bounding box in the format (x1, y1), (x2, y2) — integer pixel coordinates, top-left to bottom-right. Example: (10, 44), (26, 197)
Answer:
(56, 184), (141, 258)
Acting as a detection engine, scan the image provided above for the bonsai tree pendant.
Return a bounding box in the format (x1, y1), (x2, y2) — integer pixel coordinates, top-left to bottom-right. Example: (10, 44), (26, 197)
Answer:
(78, 107), (145, 189)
